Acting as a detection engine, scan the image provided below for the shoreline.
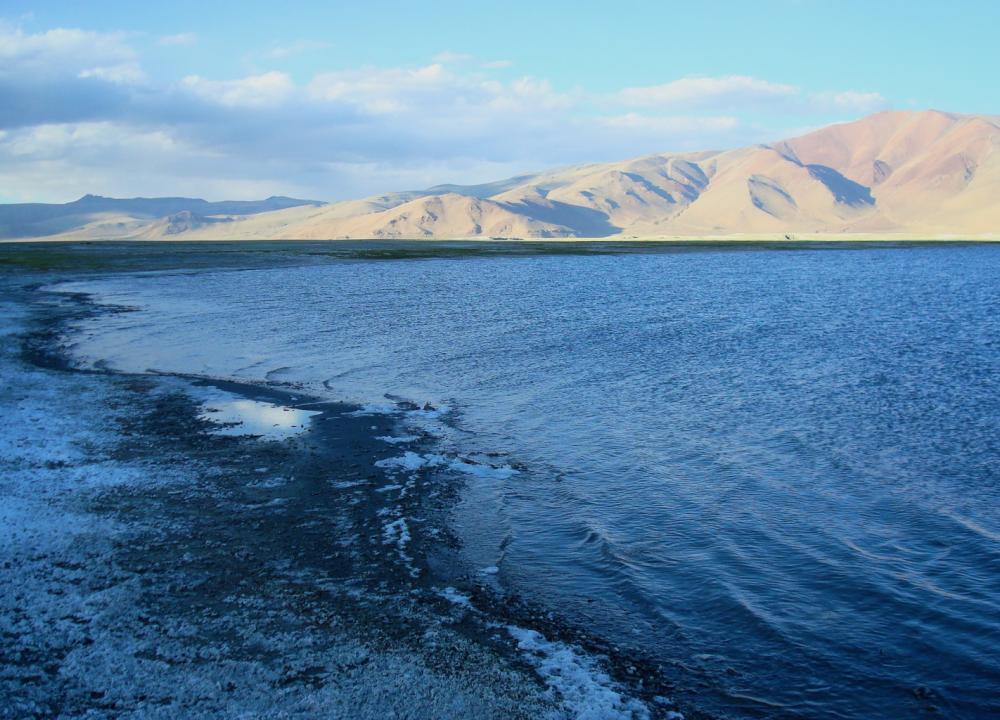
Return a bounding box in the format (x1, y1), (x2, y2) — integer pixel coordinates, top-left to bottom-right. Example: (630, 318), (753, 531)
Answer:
(6, 241), (989, 718)
(2, 238), (996, 278)
(1, 272), (694, 719)
(3, 234), (1000, 245)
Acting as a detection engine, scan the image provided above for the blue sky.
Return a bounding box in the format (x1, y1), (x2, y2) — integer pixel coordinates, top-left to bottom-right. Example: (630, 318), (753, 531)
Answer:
(1, 1), (997, 202)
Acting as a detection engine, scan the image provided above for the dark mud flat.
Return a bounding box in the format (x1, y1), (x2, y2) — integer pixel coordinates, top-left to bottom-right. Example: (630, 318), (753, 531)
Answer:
(1, 272), (692, 719)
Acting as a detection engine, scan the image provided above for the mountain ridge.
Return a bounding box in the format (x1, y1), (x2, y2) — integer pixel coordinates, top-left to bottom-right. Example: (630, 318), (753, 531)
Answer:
(4, 110), (999, 241)
(0, 195), (323, 240)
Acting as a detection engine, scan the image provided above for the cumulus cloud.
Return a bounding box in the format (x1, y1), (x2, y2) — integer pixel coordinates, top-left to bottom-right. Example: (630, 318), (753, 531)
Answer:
(78, 63), (146, 85)
(0, 22), (891, 201)
(305, 64), (576, 117)
(0, 22), (136, 79)
(308, 63), (456, 112)
(618, 75), (798, 110)
(810, 90), (887, 113)
(0, 122), (214, 202)
(182, 71), (296, 108)
(617, 74), (886, 115)
(0, 22), (143, 128)
(600, 114), (739, 131)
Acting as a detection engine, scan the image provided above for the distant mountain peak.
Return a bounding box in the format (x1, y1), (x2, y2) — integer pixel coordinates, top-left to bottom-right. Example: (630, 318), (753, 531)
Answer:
(0, 195), (323, 240)
(4, 110), (999, 240)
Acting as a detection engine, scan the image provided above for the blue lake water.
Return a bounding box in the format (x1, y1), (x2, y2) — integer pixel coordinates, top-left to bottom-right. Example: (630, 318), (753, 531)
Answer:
(59, 245), (1000, 718)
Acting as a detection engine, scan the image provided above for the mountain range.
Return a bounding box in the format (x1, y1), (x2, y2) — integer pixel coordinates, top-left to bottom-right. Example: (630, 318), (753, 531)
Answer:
(3, 110), (998, 241)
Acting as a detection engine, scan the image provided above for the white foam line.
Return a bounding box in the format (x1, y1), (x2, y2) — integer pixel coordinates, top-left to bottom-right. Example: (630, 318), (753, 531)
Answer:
(439, 587), (474, 610)
(507, 626), (654, 720)
(375, 451), (447, 472)
(383, 518), (411, 548)
(375, 452), (519, 479)
(376, 435), (421, 444)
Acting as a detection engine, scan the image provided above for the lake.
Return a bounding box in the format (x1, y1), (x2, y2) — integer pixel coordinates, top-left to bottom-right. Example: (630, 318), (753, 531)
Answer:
(55, 242), (1000, 719)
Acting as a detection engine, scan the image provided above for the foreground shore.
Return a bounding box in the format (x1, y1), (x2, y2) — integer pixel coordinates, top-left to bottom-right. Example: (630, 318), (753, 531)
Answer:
(0, 264), (690, 719)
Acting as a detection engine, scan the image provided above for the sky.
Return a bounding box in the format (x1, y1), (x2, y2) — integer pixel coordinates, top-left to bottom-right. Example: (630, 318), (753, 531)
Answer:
(1, 1), (998, 203)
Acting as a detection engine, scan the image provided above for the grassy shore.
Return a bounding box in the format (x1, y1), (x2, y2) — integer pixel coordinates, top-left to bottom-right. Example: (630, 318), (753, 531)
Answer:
(3, 233), (999, 245)
(2, 237), (997, 275)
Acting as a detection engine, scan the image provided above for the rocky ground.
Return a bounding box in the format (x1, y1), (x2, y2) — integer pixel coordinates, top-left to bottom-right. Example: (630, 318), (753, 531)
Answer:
(0, 274), (688, 719)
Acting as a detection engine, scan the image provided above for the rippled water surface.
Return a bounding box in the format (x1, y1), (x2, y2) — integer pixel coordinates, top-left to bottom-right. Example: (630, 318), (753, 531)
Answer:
(58, 245), (1000, 718)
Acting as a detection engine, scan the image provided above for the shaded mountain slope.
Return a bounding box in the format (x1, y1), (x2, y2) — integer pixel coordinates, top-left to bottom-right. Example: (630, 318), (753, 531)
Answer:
(0, 195), (322, 239)
(5, 110), (999, 240)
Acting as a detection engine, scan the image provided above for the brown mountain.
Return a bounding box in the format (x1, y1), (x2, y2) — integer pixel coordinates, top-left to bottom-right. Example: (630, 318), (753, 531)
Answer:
(7, 110), (999, 240)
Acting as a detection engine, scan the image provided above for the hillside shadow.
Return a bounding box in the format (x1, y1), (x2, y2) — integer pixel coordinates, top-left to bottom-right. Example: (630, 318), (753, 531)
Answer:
(502, 200), (621, 237)
(621, 172), (684, 203)
(806, 165), (875, 207)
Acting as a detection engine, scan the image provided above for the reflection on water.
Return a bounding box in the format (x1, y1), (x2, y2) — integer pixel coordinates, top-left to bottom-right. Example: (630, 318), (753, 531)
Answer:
(197, 391), (319, 440)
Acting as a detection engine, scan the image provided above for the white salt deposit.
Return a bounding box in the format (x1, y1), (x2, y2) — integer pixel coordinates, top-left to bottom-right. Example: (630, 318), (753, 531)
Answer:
(2, 286), (565, 719)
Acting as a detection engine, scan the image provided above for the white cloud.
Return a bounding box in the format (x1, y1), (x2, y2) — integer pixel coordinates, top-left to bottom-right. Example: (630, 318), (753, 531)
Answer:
(2, 122), (179, 159)
(494, 77), (575, 111)
(0, 22), (136, 78)
(307, 64), (575, 116)
(0, 120), (314, 201)
(596, 114), (748, 152)
(0, 21), (893, 202)
(158, 32), (197, 47)
(601, 113), (739, 132)
(308, 63), (454, 112)
(482, 59), (513, 70)
(78, 63), (146, 85)
(182, 71), (295, 108)
(618, 75), (797, 109)
(617, 75), (886, 116)
(0, 23), (143, 128)
(810, 90), (887, 113)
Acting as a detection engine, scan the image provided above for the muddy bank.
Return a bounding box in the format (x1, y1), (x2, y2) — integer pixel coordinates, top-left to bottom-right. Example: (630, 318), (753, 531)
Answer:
(1, 273), (691, 719)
